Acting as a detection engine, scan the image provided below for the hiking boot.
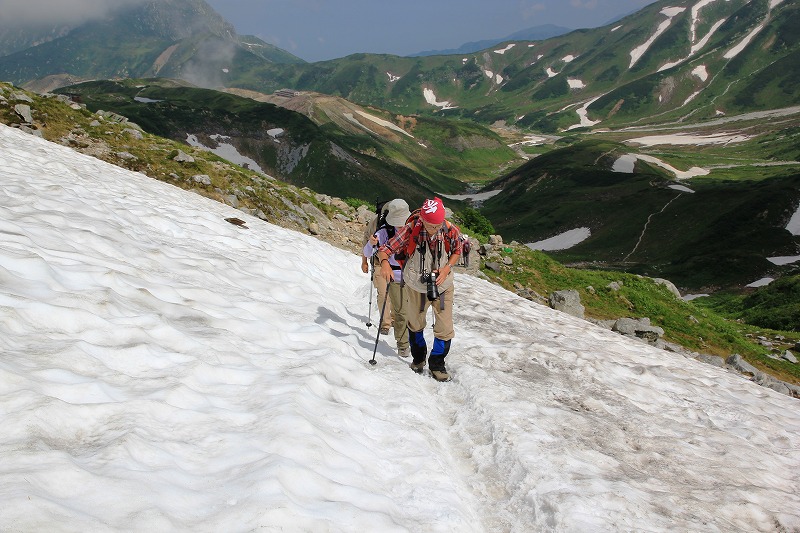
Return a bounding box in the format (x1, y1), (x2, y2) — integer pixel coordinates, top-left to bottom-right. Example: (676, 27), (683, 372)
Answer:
(430, 369), (451, 382)
(397, 347), (410, 358)
(380, 326), (390, 335)
(410, 360), (425, 374)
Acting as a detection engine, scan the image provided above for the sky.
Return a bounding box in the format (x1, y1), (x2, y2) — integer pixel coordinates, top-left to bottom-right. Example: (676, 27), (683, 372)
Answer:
(2, 122), (800, 531)
(204, 0), (660, 62)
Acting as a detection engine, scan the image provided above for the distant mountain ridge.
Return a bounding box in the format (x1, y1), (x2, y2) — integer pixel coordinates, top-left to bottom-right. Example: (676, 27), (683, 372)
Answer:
(0, 0), (304, 91)
(409, 24), (572, 56)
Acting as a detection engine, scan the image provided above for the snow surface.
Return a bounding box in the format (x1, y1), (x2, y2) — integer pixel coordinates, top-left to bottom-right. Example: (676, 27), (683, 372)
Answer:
(353, 110), (413, 138)
(613, 153), (709, 180)
(439, 190), (502, 202)
(494, 44), (515, 55)
(526, 228), (591, 251)
(692, 65), (709, 82)
(423, 88), (457, 110)
(668, 184), (695, 193)
(768, 255), (800, 266)
(133, 97), (163, 104)
(630, 7), (686, 68)
(724, 21), (767, 59)
(566, 96), (602, 131)
(787, 203), (800, 235)
(626, 132), (752, 146)
(2, 124), (800, 532)
(186, 134), (266, 174)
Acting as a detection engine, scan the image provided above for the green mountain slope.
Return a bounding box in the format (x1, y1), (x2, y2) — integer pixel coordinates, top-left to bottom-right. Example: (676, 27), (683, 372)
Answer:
(0, 0), (304, 90)
(57, 78), (514, 204)
(480, 138), (800, 291)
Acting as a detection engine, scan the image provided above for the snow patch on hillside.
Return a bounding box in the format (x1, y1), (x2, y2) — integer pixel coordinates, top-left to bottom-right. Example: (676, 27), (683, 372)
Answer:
(186, 134), (266, 174)
(786, 203), (800, 235)
(724, 0), (783, 61)
(627, 132), (752, 146)
(423, 88), (457, 110)
(387, 72), (400, 83)
(566, 96), (602, 130)
(669, 184), (695, 193)
(568, 78), (586, 89)
(527, 227), (591, 251)
(353, 110), (414, 138)
(630, 7), (686, 68)
(724, 21), (766, 59)
(636, 154), (709, 180)
(692, 65), (709, 81)
(439, 189), (502, 202)
(768, 255), (800, 266)
(613, 153), (708, 180)
(494, 44), (515, 54)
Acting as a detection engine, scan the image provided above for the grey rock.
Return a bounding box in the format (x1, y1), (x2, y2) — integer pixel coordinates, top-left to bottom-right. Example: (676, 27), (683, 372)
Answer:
(726, 354), (760, 376)
(549, 289), (585, 319)
(174, 150), (195, 163)
(192, 174), (212, 186)
(19, 125), (43, 138)
(484, 262), (502, 272)
(653, 278), (682, 298)
(12, 93), (33, 103)
(123, 128), (143, 140)
(14, 104), (33, 124)
(783, 350), (797, 364)
(612, 317), (664, 345)
(488, 235), (503, 246)
(301, 202), (333, 230)
(696, 354), (726, 368)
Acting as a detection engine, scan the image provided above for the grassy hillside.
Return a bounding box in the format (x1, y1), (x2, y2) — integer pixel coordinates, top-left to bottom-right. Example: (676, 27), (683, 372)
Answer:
(57, 79), (472, 206)
(58, 79), (521, 205)
(695, 273), (800, 332)
(480, 139), (800, 291)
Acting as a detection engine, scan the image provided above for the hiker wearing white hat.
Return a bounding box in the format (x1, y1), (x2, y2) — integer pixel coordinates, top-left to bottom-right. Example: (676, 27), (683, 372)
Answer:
(363, 198), (412, 356)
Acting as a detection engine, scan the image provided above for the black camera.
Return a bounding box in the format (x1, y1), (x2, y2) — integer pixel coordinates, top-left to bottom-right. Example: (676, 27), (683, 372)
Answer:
(422, 272), (439, 301)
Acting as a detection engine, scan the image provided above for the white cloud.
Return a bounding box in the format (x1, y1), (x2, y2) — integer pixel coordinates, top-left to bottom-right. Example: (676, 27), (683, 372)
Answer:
(0, 0), (148, 27)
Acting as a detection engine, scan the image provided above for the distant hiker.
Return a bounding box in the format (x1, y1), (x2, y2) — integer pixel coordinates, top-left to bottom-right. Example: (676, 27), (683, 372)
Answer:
(361, 201), (394, 334)
(363, 199), (412, 357)
(376, 197), (463, 382)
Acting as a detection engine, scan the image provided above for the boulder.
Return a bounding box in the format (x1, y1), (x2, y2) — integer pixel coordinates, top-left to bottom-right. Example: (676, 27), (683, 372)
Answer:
(549, 289), (585, 319)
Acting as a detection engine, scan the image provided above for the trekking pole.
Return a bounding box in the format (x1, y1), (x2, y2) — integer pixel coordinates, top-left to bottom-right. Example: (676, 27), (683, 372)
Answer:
(369, 281), (391, 366)
(366, 258), (375, 327)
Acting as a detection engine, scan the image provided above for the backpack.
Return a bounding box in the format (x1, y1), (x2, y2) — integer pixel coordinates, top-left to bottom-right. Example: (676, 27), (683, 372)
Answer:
(396, 209), (470, 267)
(364, 199), (395, 263)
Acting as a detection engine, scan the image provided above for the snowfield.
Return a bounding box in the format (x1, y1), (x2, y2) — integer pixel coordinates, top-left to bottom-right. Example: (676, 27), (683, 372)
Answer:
(1, 124), (799, 532)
